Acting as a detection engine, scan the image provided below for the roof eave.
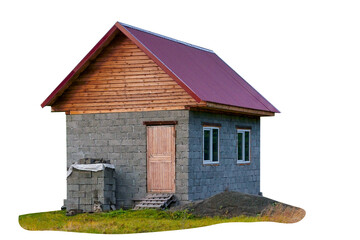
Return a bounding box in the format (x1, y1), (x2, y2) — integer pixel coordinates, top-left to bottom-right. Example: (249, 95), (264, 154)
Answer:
(187, 101), (277, 117)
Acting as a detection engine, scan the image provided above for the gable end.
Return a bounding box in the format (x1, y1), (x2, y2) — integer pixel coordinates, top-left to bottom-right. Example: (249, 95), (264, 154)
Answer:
(51, 33), (202, 114)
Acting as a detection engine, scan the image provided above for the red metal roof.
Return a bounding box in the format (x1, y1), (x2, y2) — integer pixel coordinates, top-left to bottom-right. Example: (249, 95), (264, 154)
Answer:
(42, 22), (279, 113)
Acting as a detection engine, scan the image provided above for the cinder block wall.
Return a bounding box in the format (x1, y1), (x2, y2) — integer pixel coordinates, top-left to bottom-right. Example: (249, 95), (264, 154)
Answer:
(188, 111), (261, 201)
(66, 110), (190, 209)
(66, 168), (116, 212)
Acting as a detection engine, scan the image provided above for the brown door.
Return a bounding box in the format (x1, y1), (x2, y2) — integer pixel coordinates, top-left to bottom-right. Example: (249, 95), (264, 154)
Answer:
(147, 125), (175, 193)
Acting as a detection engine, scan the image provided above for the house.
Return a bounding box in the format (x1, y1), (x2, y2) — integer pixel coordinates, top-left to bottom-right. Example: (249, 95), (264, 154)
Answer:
(41, 22), (279, 209)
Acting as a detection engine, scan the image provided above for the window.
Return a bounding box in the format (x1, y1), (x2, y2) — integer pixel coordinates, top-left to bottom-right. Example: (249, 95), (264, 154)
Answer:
(237, 129), (250, 163)
(203, 127), (219, 163)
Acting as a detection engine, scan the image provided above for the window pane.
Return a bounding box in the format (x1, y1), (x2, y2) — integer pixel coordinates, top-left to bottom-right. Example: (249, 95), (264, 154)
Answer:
(238, 132), (243, 160)
(245, 131), (250, 161)
(212, 128), (219, 162)
(204, 129), (210, 160)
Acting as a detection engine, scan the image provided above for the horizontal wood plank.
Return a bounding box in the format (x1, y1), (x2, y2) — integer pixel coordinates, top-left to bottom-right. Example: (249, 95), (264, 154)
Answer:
(53, 98), (195, 109)
(58, 93), (192, 102)
(58, 88), (187, 97)
(63, 85), (179, 94)
(235, 125), (252, 129)
(86, 66), (162, 73)
(143, 121), (178, 126)
(76, 75), (171, 83)
(202, 122), (222, 127)
(52, 34), (200, 113)
(54, 106), (188, 114)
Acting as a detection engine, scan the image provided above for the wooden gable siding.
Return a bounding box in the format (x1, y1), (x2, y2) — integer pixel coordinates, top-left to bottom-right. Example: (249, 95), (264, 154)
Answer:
(51, 34), (200, 114)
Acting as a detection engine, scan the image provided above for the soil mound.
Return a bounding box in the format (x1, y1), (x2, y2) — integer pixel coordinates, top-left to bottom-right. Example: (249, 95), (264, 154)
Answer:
(171, 191), (305, 223)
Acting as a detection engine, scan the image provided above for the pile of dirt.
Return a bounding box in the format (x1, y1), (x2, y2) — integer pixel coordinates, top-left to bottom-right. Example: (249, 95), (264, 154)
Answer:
(171, 191), (305, 223)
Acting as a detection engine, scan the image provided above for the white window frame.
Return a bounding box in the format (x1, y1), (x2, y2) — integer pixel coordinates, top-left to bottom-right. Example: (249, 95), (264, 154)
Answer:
(203, 127), (220, 164)
(237, 129), (251, 163)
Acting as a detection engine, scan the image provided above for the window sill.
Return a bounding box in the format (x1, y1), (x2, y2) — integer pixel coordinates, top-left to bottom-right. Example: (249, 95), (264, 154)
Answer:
(203, 162), (220, 166)
(237, 161), (251, 166)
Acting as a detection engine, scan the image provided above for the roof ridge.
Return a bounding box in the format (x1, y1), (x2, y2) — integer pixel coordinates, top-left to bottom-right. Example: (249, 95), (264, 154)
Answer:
(118, 22), (214, 53)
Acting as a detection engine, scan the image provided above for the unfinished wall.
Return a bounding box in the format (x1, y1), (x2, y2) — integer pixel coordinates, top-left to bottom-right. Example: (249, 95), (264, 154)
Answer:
(66, 167), (116, 212)
(66, 110), (190, 208)
(188, 111), (261, 201)
(66, 109), (262, 208)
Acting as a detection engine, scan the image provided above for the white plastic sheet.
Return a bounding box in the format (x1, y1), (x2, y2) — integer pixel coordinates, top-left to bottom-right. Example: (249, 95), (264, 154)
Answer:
(67, 163), (115, 178)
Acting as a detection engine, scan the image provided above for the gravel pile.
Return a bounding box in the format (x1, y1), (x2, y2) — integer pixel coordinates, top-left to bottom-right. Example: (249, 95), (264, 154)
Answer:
(171, 191), (305, 222)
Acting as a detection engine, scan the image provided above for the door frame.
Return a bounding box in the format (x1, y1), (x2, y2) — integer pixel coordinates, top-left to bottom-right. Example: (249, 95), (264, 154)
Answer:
(146, 124), (176, 193)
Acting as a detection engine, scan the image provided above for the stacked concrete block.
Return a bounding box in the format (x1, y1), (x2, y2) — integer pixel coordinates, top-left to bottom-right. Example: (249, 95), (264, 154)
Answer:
(66, 166), (116, 213)
(66, 109), (262, 208)
(66, 110), (190, 208)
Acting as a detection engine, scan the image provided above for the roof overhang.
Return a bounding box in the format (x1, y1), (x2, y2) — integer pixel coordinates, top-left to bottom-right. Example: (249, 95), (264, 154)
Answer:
(186, 102), (275, 117)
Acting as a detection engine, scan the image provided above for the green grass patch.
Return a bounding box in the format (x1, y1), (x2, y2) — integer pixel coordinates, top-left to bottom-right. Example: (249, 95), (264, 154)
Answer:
(19, 209), (263, 234)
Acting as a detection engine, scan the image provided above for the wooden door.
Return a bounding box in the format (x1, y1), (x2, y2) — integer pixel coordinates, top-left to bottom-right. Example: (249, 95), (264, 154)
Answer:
(147, 125), (175, 193)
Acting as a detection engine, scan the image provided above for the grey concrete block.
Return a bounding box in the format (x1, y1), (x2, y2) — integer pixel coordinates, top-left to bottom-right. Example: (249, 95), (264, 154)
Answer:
(68, 184), (80, 191)
(78, 178), (93, 185)
(81, 204), (93, 212)
(68, 191), (86, 198)
(79, 184), (92, 192)
(95, 140), (108, 146)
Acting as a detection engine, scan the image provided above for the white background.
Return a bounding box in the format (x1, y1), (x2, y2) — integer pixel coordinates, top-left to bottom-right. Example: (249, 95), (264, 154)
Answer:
(1, 0), (360, 239)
